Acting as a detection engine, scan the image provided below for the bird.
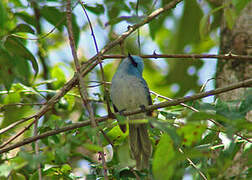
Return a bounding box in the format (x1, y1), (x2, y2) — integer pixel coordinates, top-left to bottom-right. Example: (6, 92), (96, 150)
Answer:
(110, 54), (152, 170)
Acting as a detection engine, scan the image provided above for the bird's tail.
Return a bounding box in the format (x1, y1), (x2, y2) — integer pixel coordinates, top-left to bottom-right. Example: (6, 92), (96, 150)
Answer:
(129, 123), (152, 170)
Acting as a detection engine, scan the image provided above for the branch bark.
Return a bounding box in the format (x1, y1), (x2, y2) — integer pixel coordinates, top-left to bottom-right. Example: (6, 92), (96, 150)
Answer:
(0, 0), (184, 147)
(1, 78), (251, 154)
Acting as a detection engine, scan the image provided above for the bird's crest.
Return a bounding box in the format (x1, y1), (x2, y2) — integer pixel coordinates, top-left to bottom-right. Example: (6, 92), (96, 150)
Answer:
(128, 53), (138, 67)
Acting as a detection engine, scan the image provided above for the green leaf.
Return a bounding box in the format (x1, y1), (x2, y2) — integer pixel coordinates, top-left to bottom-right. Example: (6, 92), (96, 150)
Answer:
(55, 145), (71, 163)
(50, 64), (66, 88)
(0, 163), (12, 177)
(2, 105), (33, 128)
(0, 47), (15, 90)
(71, 14), (80, 47)
(14, 12), (36, 27)
(85, 4), (105, 15)
(177, 122), (207, 146)
(0, 1), (7, 30)
(173, 0), (203, 52)
(216, 100), (244, 120)
(153, 133), (175, 180)
(117, 142), (135, 168)
(122, 15), (146, 24)
(3, 91), (21, 104)
(187, 112), (229, 122)
(107, 125), (128, 145)
(64, 94), (76, 111)
(106, 0), (130, 21)
(199, 14), (211, 40)
(160, 111), (179, 120)
(83, 143), (103, 152)
(4, 36), (39, 76)
(10, 156), (28, 171)
(40, 6), (64, 31)
(152, 120), (181, 147)
(224, 8), (237, 29)
(61, 164), (72, 174)
(10, 173), (26, 180)
(11, 23), (35, 34)
(106, 15), (146, 26)
(239, 93), (252, 115)
(115, 114), (127, 128)
(232, 0), (251, 14)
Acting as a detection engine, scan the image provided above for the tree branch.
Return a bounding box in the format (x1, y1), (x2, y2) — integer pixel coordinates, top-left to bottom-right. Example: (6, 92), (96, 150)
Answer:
(102, 54), (252, 60)
(66, 1), (108, 178)
(1, 78), (251, 154)
(0, 0), (184, 147)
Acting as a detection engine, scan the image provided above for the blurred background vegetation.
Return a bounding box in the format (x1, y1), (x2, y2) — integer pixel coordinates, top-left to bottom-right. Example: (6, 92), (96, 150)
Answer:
(0, 0), (251, 179)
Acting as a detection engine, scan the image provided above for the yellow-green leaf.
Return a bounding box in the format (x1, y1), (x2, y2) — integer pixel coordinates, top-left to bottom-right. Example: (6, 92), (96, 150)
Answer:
(224, 8), (237, 29)
(153, 133), (175, 180)
(199, 14), (211, 40)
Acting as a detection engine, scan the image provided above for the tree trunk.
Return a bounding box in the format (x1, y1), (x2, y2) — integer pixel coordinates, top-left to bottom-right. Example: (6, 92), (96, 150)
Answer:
(216, 1), (252, 101)
(216, 1), (252, 178)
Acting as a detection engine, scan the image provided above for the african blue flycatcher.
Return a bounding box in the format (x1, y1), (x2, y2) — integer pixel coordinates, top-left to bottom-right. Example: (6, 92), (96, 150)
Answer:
(111, 54), (152, 169)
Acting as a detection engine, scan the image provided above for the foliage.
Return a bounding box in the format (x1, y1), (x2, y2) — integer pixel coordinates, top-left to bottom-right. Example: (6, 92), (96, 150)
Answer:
(0, 0), (251, 179)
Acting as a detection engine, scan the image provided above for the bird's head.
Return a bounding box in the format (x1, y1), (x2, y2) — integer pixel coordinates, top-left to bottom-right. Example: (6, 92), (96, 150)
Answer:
(124, 54), (144, 75)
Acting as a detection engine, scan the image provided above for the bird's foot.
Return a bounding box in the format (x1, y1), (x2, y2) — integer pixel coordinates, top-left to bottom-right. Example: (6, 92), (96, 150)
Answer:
(139, 105), (146, 111)
(118, 109), (126, 116)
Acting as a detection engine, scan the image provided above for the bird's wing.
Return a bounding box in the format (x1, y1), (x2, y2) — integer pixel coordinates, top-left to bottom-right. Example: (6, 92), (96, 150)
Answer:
(140, 78), (153, 116)
(113, 104), (127, 132)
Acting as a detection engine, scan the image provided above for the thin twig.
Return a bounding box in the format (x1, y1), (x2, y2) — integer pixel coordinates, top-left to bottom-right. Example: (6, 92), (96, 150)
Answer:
(66, 1), (108, 179)
(200, 78), (216, 92)
(78, 0), (113, 149)
(130, 167), (141, 180)
(0, 0), (184, 150)
(34, 118), (42, 180)
(10, 2), (79, 41)
(0, 115), (36, 135)
(136, 0), (141, 55)
(151, 90), (252, 143)
(150, 91), (198, 112)
(179, 148), (208, 180)
(0, 116), (39, 148)
(78, 0), (112, 116)
(1, 78), (251, 153)
(0, 103), (43, 111)
(102, 54), (252, 60)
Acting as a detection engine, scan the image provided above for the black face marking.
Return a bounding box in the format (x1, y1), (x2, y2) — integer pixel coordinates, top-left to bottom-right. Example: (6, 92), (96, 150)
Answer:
(128, 53), (138, 67)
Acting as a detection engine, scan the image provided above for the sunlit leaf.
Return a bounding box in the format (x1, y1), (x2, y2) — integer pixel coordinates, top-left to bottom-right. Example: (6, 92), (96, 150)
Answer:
(177, 122), (207, 146)
(0, 163), (12, 177)
(153, 133), (175, 180)
(83, 143), (103, 152)
(2, 105), (33, 128)
(107, 125), (128, 146)
(50, 64), (66, 88)
(61, 164), (72, 173)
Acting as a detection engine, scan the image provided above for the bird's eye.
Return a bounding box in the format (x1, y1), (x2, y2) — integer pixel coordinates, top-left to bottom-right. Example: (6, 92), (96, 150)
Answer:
(128, 54), (138, 67)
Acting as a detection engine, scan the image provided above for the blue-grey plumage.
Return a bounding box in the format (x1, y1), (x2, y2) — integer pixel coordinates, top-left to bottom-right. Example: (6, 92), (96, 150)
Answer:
(111, 55), (152, 170)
